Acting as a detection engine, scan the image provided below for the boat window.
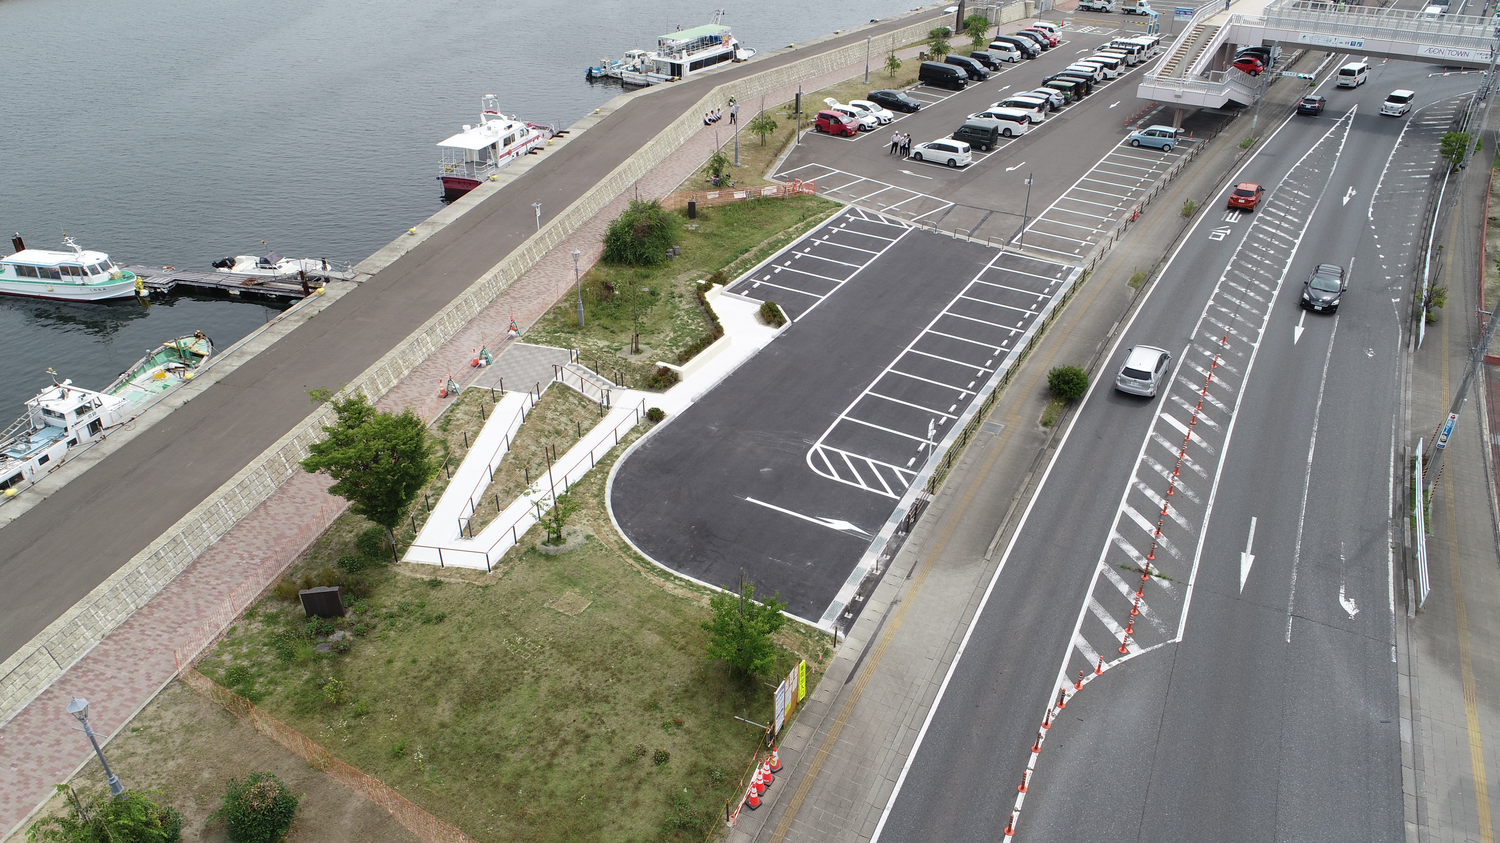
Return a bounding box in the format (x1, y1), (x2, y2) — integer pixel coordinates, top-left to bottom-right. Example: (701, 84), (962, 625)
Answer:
(17, 265), (39, 278)
(85, 263), (102, 275)
(61, 264), (84, 277)
(504, 134), (517, 147)
(0, 472), (21, 490)
(36, 454), (49, 466)
(40, 267), (61, 280)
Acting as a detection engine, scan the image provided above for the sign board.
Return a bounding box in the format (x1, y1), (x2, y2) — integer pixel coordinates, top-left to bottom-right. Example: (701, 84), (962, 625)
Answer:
(1174, 5), (1194, 18)
(772, 661), (806, 735)
(1418, 45), (1494, 62)
(1296, 33), (1365, 48)
(797, 660), (807, 702)
(1435, 412), (1459, 449)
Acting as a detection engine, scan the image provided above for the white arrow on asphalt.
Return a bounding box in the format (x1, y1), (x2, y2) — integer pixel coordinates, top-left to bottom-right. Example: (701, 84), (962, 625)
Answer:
(742, 496), (872, 537)
(1240, 517), (1257, 592)
(1005, 161), (1026, 172)
(1338, 583), (1360, 617)
(1110, 100), (1122, 108)
(994, 85), (1011, 94)
(1293, 310), (1306, 344)
(1342, 186), (1357, 206)
(898, 170), (934, 180)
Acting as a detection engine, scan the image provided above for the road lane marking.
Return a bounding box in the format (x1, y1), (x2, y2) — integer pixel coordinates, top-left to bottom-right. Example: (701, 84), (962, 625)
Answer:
(1286, 313), (1341, 643)
(741, 496), (872, 537)
(1240, 517), (1257, 592)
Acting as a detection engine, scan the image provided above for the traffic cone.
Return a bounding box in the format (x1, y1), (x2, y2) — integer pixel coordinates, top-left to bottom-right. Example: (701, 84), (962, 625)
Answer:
(753, 767), (767, 795)
(1095, 655), (1104, 675)
(470, 348), (479, 367)
(1018, 769), (1030, 793)
(438, 378), (448, 398)
(759, 759), (775, 789)
(745, 783), (761, 810)
(1004, 811), (1016, 836)
(768, 747), (782, 773)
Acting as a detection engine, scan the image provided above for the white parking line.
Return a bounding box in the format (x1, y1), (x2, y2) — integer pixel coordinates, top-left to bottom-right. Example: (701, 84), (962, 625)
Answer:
(958, 294), (1035, 314)
(866, 391), (959, 418)
(907, 347), (994, 370)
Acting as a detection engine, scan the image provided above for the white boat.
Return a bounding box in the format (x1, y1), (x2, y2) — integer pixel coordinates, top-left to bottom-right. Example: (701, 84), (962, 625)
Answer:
(586, 12), (755, 86)
(0, 235), (139, 302)
(0, 376), (129, 497)
(436, 95), (557, 199)
(210, 252), (334, 278)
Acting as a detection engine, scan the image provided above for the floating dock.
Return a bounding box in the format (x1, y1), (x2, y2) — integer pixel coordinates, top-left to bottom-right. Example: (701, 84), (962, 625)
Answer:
(123, 264), (359, 300)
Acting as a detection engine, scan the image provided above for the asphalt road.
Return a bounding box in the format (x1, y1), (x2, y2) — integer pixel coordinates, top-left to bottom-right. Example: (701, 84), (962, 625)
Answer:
(872, 59), (1473, 842)
(0, 9), (949, 665)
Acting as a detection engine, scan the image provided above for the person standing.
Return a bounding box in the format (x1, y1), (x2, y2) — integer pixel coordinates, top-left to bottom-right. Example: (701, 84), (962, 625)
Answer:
(730, 102), (739, 125)
(901, 132), (911, 157)
(889, 130), (900, 155)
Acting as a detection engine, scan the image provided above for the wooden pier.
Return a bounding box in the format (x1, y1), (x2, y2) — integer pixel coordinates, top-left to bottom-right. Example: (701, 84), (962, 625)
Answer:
(123, 264), (359, 301)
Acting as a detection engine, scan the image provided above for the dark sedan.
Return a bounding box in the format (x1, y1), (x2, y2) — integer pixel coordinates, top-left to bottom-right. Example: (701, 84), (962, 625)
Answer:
(867, 89), (921, 113)
(1301, 263), (1347, 312)
(1297, 95), (1326, 116)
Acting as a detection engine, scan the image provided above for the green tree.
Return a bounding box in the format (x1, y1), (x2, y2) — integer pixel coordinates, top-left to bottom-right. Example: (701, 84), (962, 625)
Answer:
(1047, 365), (1090, 401)
(884, 52), (903, 78)
(1441, 131), (1479, 171)
(747, 109), (779, 146)
(703, 580), (786, 676)
(602, 199), (681, 267)
(964, 14), (991, 50)
(705, 149), (732, 185)
(27, 785), (183, 843)
(544, 490), (581, 544)
(927, 27), (951, 60)
(301, 392), (437, 549)
(211, 772), (298, 843)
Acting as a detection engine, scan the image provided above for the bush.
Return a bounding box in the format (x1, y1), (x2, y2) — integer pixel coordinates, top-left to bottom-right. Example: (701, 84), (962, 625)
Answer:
(646, 407), (666, 423)
(27, 785), (183, 843)
(354, 526), (388, 560)
(213, 772), (298, 843)
(653, 748), (671, 766)
(1047, 366), (1089, 401)
(271, 579), (301, 603)
(1180, 199), (1198, 218)
(759, 300), (786, 327)
(647, 367), (680, 390)
(336, 554), (370, 574)
(603, 199), (681, 267)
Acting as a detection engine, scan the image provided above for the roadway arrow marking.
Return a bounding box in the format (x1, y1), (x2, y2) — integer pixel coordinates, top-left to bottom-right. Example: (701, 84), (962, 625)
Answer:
(1240, 517), (1257, 592)
(742, 496), (872, 537)
(1338, 542), (1358, 617)
(995, 85), (1012, 94)
(1342, 186), (1357, 205)
(1293, 310), (1306, 344)
(1110, 100), (1121, 108)
(1005, 162), (1026, 172)
(898, 170), (934, 180)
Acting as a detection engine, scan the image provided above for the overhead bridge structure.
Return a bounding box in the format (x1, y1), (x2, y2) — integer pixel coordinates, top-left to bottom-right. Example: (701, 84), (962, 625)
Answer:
(1139, 0), (1498, 109)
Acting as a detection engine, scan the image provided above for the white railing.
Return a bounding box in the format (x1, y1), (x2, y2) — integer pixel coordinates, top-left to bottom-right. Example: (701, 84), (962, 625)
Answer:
(1415, 438), (1431, 608)
(1265, 0), (1499, 50)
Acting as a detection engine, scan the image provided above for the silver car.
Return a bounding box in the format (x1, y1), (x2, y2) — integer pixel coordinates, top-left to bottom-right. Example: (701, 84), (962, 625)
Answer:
(1115, 345), (1172, 396)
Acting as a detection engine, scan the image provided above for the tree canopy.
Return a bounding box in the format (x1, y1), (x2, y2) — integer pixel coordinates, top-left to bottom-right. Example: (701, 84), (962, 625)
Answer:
(602, 199), (681, 267)
(702, 580), (787, 676)
(300, 392), (437, 542)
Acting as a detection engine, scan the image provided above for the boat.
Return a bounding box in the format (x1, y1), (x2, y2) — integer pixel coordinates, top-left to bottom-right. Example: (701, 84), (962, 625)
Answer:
(0, 375), (129, 496)
(210, 252), (334, 278)
(585, 12), (755, 86)
(104, 331), (214, 407)
(0, 234), (139, 302)
(436, 94), (557, 199)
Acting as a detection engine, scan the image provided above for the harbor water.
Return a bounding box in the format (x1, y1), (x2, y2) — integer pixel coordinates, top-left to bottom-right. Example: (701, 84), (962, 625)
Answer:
(0, 0), (908, 413)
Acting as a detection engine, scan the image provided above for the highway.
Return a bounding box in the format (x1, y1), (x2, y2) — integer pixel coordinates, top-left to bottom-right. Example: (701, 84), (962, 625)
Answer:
(870, 59), (1471, 842)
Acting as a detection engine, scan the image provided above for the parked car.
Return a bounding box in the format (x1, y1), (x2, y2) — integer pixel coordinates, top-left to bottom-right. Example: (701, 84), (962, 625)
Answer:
(953, 119), (1006, 151)
(1227, 182), (1265, 211)
(1297, 95), (1326, 116)
(813, 109), (859, 137)
(946, 54), (992, 80)
(1078, 0), (1115, 10)
(910, 138), (973, 167)
(1127, 124), (1179, 151)
(1381, 89), (1416, 116)
(919, 60), (969, 90)
(1232, 55), (1265, 76)
(848, 99), (895, 124)
(1115, 345), (1172, 397)
(1030, 21), (1062, 37)
(1236, 45), (1278, 66)
(987, 41), (1024, 62)
(1064, 62), (1106, 83)
(1012, 30), (1051, 52)
(1041, 79), (1079, 103)
(1301, 263), (1347, 312)
(868, 90), (922, 113)
(1048, 71), (1095, 95)
(1027, 88), (1066, 109)
(1024, 26), (1060, 46)
(823, 101), (878, 131)
(992, 35), (1040, 59)
(969, 50), (1003, 71)
(987, 96), (1048, 121)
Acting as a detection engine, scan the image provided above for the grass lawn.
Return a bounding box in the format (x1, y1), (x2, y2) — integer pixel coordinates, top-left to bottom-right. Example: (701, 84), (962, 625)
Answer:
(524, 195), (839, 389)
(196, 412), (831, 843)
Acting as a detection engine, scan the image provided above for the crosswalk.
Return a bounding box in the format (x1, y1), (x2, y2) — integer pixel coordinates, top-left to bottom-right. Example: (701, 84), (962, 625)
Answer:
(1055, 111), (1353, 691)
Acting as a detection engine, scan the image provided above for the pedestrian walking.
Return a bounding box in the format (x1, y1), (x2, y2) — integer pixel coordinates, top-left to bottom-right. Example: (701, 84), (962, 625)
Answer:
(889, 130), (900, 155)
(730, 102), (739, 125)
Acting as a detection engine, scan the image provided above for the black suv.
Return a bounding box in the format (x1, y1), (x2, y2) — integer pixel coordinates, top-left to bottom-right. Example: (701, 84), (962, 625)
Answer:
(1301, 263), (1347, 312)
(1297, 95), (1326, 116)
(867, 89), (921, 113)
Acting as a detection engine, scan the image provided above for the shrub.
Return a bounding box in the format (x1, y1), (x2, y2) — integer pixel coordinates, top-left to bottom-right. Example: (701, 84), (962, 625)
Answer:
(653, 748), (671, 766)
(1180, 199), (1198, 218)
(354, 525), (388, 560)
(28, 785), (183, 843)
(603, 199), (681, 267)
(759, 300), (786, 327)
(646, 407), (666, 423)
(647, 367), (680, 390)
(336, 554), (370, 574)
(1047, 366), (1089, 402)
(212, 772), (298, 843)
(271, 579), (301, 603)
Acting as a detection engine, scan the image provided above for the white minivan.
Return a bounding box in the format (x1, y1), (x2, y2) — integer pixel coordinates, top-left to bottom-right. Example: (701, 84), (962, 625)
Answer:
(1336, 61), (1369, 87)
(1086, 54), (1124, 77)
(987, 41), (1023, 62)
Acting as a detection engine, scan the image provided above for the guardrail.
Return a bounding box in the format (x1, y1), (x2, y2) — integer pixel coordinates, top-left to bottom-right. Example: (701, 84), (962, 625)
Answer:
(1265, 0), (1499, 50)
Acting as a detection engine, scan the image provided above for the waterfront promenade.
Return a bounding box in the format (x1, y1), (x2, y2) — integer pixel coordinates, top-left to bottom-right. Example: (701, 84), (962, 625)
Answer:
(0, 11), (943, 835)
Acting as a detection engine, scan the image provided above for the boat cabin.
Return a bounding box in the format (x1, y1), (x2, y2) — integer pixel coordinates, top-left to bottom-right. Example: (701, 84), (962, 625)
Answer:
(0, 380), (127, 491)
(653, 24), (740, 78)
(0, 246), (120, 285)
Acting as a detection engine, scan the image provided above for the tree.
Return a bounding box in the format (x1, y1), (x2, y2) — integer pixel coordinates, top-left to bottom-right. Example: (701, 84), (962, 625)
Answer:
(1440, 131), (1479, 171)
(614, 274), (654, 353)
(211, 772), (298, 843)
(1047, 365), (1090, 401)
(602, 199), (681, 267)
(926, 27), (951, 60)
(27, 785), (183, 843)
(703, 580), (786, 676)
(964, 14), (991, 50)
(544, 490), (580, 544)
(747, 109), (779, 146)
(704, 149), (731, 184)
(884, 52), (903, 78)
(301, 392), (437, 549)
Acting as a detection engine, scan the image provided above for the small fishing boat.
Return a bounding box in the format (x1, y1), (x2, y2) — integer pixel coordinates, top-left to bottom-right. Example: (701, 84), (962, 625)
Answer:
(211, 252), (333, 278)
(437, 94), (557, 199)
(104, 331), (214, 407)
(0, 235), (139, 302)
(0, 376), (129, 496)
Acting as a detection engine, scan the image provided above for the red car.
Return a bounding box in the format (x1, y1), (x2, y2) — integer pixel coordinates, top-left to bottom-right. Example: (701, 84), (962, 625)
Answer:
(1227, 182), (1265, 210)
(1232, 56), (1265, 76)
(814, 109), (858, 137)
(1024, 27), (1060, 46)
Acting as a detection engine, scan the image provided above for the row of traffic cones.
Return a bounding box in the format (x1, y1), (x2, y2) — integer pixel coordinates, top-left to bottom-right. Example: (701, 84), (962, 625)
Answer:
(743, 747), (781, 810)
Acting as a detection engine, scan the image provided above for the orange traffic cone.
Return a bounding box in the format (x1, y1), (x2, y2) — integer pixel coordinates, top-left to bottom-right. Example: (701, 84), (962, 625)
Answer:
(1004, 811), (1016, 836)
(745, 783), (761, 810)
(759, 759), (775, 789)
(752, 767), (766, 795)
(768, 747), (782, 773)
(438, 378), (448, 398)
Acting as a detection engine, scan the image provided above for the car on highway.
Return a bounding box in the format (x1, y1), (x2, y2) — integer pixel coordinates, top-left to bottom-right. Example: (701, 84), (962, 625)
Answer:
(1227, 182), (1265, 210)
(867, 90), (922, 113)
(1381, 89), (1416, 116)
(1297, 94), (1326, 115)
(1232, 55), (1265, 76)
(847, 99), (895, 124)
(1301, 263), (1347, 312)
(1127, 124), (1179, 151)
(910, 138), (973, 168)
(1115, 345), (1172, 397)
(813, 109), (859, 137)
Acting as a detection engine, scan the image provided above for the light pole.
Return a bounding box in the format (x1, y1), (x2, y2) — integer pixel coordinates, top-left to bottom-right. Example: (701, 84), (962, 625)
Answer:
(865, 35), (872, 83)
(67, 697), (124, 799)
(532, 202), (541, 232)
(1019, 174), (1033, 249)
(572, 248), (585, 328)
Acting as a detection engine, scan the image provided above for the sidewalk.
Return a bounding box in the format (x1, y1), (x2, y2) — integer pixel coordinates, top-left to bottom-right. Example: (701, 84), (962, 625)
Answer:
(1402, 108), (1500, 842)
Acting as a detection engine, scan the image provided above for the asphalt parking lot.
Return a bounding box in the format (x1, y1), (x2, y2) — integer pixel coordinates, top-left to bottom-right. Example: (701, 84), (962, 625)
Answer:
(611, 207), (1073, 622)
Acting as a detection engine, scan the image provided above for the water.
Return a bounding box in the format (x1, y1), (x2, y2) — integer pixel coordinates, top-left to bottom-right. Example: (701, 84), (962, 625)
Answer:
(0, 0), (907, 414)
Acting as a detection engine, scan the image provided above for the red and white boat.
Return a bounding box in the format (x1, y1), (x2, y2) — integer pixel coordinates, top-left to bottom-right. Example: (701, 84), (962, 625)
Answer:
(436, 95), (556, 199)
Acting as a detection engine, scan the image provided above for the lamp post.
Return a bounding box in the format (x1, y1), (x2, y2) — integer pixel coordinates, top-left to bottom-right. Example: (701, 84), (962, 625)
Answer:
(67, 697), (124, 799)
(532, 202), (541, 232)
(1019, 174), (1033, 249)
(865, 35), (872, 83)
(572, 249), (584, 328)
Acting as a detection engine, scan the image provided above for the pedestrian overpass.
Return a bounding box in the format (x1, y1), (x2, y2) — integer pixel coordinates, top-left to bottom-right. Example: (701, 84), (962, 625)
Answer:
(1138, 0), (1497, 109)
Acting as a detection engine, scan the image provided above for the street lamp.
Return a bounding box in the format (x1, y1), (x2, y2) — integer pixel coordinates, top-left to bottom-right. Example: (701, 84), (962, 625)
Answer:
(1019, 174), (1033, 249)
(532, 202), (542, 232)
(67, 697), (124, 799)
(865, 35), (872, 84)
(572, 249), (585, 328)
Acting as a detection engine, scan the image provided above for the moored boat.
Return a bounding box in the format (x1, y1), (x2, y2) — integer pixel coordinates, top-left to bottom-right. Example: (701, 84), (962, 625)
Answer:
(437, 94), (556, 199)
(585, 12), (755, 86)
(0, 235), (139, 302)
(211, 252), (332, 278)
(0, 376), (129, 497)
(104, 331), (214, 407)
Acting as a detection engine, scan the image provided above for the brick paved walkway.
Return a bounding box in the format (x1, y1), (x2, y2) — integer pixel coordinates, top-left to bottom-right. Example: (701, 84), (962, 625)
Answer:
(0, 49), (910, 839)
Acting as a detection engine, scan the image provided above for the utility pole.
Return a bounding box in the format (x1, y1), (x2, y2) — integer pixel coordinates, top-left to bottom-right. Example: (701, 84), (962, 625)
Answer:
(865, 35), (872, 83)
(1019, 174), (1033, 249)
(1425, 309), (1500, 493)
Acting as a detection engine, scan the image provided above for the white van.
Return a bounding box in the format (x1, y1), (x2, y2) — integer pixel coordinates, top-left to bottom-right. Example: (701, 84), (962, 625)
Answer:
(1087, 54), (1124, 77)
(1065, 63), (1107, 83)
(1095, 49), (1135, 68)
(987, 41), (1023, 62)
(1122, 34), (1161, 57)
(979, 108), (1033, 136)
(1108, 39), (1146, 63)
(988, 96), (1050, 122)
(1336, 61), (1368, 87)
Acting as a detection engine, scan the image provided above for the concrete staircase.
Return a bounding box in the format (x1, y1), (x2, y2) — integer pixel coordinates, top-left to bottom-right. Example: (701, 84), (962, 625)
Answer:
(1157, 22), (1222, 79)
